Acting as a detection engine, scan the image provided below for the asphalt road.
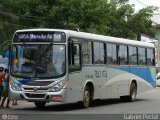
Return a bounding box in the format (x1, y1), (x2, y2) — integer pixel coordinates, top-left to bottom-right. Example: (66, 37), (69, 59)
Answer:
(1, 87), (160, 120)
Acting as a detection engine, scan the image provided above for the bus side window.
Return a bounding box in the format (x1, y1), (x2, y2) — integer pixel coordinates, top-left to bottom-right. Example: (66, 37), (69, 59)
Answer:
(107, 43), (117, 65)
(129, 46), (138, 65)
(82, 41), (92, 64)
(118, 45), (128, 65)
(93, 42), (105, 64)
(138, 47), (146, 65)
(152, 48), (155, 66)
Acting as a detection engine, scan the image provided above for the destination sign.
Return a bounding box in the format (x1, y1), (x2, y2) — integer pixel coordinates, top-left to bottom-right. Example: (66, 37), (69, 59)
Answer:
(13, 31), (66, 43)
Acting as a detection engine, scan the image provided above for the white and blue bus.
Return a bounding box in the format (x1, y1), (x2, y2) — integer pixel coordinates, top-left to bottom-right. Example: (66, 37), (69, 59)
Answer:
(9, 29), (156, 108)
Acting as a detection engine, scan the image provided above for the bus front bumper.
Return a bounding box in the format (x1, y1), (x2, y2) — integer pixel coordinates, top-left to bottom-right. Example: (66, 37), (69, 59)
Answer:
(9, 86), (67, 103)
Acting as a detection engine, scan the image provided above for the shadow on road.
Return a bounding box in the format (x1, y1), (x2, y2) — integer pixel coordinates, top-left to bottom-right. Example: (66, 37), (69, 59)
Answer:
(13, 98), (149, 112)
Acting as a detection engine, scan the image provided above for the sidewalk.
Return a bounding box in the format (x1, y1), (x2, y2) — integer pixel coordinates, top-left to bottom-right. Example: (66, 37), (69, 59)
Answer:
(0, 99), (34, 109)
(12, 100), (34, 108)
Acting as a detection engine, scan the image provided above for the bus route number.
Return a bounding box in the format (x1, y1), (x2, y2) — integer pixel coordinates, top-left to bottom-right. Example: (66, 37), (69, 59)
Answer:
(94, 70), (107, 78)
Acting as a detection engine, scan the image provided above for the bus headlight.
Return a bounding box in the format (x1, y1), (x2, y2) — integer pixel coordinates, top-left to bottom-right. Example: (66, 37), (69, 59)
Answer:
(10, 80), (21, 91)
(51, 80), (67, 92)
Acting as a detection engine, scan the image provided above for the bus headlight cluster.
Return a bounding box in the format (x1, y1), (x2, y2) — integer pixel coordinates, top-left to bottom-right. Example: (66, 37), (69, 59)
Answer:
(10, 80), (21, 91)
(51, 80), (67, 92)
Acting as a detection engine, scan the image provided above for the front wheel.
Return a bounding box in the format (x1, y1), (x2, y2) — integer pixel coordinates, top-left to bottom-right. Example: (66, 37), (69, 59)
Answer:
(34, 102), (46, 109)
(79, 86), (91, 108)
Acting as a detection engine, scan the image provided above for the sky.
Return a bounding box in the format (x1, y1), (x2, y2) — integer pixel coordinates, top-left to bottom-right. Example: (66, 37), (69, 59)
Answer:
(129, 0), (160, 12)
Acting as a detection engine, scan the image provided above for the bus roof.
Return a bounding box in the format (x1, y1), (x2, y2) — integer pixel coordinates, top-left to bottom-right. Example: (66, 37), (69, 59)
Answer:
(15, 29), (155, 48)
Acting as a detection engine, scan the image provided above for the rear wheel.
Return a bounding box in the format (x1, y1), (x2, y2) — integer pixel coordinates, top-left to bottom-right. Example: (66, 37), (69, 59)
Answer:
(128, 82), (137, 102)
(34, 102), (46, 109)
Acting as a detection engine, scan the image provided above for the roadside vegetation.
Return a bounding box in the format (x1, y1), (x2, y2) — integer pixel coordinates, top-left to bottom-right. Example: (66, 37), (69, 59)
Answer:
(0, 0), (158, 54)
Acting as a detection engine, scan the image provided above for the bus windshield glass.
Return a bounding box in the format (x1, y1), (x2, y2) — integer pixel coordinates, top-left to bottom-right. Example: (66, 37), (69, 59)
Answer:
(11, 44), (66, 79)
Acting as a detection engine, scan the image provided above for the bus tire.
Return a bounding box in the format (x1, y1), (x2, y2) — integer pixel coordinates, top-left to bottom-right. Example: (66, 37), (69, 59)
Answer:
(34, 102), (46, 109)
(128, 82), (137, 102)
(79, 86), (91, 108)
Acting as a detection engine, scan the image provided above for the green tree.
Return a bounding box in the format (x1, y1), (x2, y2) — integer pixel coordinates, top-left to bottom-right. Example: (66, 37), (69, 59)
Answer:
(0, 0), (157, 55)
(48, 0), (112, 35)
(127, 6), (157, 39)
(108, 1), (135, 38)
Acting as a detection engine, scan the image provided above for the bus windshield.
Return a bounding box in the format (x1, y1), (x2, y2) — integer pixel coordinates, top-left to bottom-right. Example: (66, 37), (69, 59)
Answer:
(11, 44), (66, 79)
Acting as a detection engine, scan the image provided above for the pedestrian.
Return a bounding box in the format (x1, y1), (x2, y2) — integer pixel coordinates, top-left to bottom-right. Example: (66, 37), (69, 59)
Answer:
(0, 67), (5, 102)
(1, 69), (10, 108)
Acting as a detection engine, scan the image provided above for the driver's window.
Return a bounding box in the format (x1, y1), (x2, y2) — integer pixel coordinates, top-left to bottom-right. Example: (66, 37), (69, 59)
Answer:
(68, 39), (81, 72)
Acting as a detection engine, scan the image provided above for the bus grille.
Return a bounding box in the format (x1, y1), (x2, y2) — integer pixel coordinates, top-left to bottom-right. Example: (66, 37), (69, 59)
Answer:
(25, 93), (46, 98)
(25, 81), (53, 86)
(23, 87), (48, 91)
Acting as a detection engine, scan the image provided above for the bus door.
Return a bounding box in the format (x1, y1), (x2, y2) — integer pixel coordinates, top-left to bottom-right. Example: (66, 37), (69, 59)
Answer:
(66, 39), (82, 102)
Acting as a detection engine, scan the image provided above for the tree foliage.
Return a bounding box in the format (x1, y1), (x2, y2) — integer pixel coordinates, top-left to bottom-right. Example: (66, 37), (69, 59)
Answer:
(0, 0), (157, 54)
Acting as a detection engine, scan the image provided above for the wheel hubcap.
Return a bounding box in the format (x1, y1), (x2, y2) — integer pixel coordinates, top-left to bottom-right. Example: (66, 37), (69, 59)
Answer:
(84, 91), (90, 105)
